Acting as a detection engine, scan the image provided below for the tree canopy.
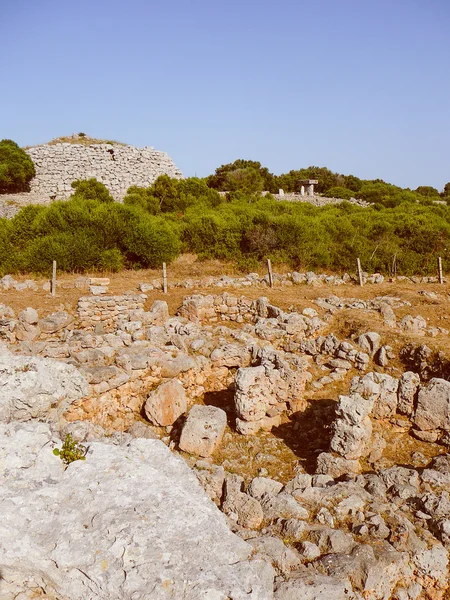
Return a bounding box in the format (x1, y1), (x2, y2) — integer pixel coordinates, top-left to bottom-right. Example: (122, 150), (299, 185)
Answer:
(0, 140), (36, 194)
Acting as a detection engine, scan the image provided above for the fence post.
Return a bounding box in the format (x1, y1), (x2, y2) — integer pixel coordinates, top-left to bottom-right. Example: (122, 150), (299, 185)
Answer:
(356, 257), (363, 286)
(51, 260), (57, 296)
(162, 262), (167, 294)
(438, 256), (443, 284)
(391, 254), (397, 277)
(267, 258), (273, 288)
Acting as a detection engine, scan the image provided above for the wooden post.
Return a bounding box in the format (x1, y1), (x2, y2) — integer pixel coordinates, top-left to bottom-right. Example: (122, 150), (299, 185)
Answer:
(438, 256), (443, 284)
(391, 254), (397, 277)
(162, 262), (167, 294)
(356, 258), (363, 286)
(51, 260), (57, 296)
(267, 258), (273, 288)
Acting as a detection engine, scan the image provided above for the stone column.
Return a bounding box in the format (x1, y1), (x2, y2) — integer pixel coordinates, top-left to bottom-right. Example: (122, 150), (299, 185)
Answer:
(307, 183), (314, 196)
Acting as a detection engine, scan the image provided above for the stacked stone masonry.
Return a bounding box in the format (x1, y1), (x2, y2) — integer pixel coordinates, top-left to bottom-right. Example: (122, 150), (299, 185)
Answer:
(177, 293), (263, 323)
(24, 142), (182, 202)
(77, 294), (147, 331)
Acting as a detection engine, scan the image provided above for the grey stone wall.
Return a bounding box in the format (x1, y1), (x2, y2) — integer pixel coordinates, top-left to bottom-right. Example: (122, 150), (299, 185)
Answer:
(25, 142), (182, 202)
(77, 294), (147, 331)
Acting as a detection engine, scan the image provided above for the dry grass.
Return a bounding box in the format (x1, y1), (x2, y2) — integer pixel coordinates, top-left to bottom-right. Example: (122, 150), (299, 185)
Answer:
(25, 134), (126, 148)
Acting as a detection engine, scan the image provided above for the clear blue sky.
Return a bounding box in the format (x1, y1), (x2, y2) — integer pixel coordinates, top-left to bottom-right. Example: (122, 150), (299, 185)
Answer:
(2, 0), (449, 190)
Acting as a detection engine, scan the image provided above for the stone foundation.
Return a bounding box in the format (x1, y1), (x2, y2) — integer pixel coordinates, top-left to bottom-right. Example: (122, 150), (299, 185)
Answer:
(76, 294), (147, 331)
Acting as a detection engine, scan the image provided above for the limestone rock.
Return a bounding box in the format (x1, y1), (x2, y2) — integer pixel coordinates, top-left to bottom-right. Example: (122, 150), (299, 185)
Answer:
(160, 353), (196, 378)
(235, 365), (274, 421)
(397, 371), (420, 416)
(195, 464), (225, 504)
(329, 393), (373, 460)
(414, 378), (450, 431)
(179, 404), (227, 457)
(400, 314), (427, 335)
(0, 421), (273, 599)
(19, 306), (39, 324)
(274, 569), (354, 599)
(350, 372), (399, 419)
(0, 347), (89, 422)
(260, 493), (309, 521)
(144, 300), (169, 326)
(379, 303), (396, 327)
(315, 452), (362, 477)
(247, 536), (302, 575)
(222, 474), (264, 530)
(247, 476), (283, 499)
(236, 414), (282, 435)
(39, 310), (74, 333)
(144, 379), (187, 426)
(357, 332), (381, 357)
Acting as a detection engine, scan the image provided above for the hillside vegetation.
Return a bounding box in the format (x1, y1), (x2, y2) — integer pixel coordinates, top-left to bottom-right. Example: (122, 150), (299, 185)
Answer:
(1, 173), (450, 277)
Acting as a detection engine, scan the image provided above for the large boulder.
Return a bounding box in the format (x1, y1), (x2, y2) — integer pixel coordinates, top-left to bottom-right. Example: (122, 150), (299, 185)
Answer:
(414, 378), (450, 431)
(179, 404), (227, 457)
(144, 379), (187, 426)
(0, 345), (89, 422)
(0, 421), (274, 599)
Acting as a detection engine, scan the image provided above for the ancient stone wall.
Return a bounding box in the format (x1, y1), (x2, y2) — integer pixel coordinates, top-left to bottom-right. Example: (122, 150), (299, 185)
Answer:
(77, 294), (147, 331)
(25, 142), (182, 202)
(177, 293), (262, 323)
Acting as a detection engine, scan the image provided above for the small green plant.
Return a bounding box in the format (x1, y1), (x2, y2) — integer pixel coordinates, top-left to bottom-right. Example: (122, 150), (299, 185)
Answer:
(53, 434), (87, 465)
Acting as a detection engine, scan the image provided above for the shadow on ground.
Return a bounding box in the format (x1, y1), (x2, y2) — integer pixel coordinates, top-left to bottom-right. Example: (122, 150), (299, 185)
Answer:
(272, 398), (337, 473)
(203, 389), (236, 430)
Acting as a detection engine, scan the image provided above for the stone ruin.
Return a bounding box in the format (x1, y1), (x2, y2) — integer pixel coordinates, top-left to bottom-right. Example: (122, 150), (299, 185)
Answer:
(4, 139), (182, 208)
(3, 284), (450, 598)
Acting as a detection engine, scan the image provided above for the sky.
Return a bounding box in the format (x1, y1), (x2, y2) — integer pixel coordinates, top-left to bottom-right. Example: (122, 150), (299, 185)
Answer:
(1, 0), (449, 190)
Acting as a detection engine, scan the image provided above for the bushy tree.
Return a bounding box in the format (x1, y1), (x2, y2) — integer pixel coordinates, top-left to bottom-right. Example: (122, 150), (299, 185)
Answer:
(124, 216), (181, 267)
(415, 186), (440, 198)
(207, 160), (277, 193)
(0, 140), (36, 193)
(324, 186), (355, 200)
(124, 176), (222, 214)
(441, 182), (450, 199)
(71, 178), (114, 203)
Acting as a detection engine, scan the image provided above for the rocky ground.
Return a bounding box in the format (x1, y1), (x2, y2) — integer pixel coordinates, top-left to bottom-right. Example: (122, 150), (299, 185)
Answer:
(2, 261), (450, 599)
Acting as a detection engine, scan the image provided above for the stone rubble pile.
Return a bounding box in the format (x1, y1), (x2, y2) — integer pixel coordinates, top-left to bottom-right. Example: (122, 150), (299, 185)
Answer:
(272, 191), (371, 208)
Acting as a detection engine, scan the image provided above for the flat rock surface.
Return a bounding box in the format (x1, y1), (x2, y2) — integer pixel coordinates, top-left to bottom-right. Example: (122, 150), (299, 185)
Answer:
(0, 421), (274, 599)
(0, 344), (89, 422)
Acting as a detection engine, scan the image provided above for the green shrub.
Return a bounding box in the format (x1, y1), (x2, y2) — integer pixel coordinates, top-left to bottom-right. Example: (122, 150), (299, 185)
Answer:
(71, 178), (114, 203)
(0, 140), (36, 194)
(98, 248), (124, 272)
(124, 216), (181, 267)
(53, 434), (87, 465)
(325, 186), (356, 200)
